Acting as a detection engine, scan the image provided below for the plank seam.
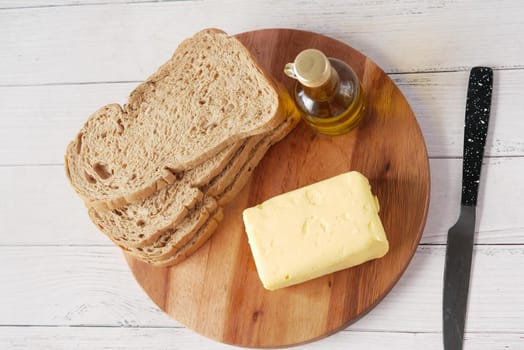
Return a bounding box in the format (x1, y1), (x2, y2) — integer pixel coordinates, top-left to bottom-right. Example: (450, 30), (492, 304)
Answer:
(3, 66), (524, 87)
(0, 325), (522, 336)
(0, 0), (196, 11)
(3, 155), (524, 168)
(0, 80), (142, 88)
(2, 243), (523, 247)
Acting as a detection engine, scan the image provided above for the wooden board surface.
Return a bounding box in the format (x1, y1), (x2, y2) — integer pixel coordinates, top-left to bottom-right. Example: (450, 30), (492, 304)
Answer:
(125, 29), (430, 348)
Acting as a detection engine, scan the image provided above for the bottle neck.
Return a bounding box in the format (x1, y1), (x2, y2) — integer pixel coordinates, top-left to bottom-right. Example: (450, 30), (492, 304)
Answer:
(302, 67), (339, 102)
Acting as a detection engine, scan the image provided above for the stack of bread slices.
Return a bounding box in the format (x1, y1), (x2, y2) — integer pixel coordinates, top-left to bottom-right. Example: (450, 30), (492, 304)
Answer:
(65, 29), (299, 267)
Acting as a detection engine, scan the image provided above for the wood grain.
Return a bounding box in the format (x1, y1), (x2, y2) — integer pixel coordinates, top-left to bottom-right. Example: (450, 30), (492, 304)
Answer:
(122, 29), (430, 347)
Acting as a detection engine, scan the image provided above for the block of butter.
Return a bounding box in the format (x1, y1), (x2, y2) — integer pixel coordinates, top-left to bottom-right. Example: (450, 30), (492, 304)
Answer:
(242, 171), (389, 291)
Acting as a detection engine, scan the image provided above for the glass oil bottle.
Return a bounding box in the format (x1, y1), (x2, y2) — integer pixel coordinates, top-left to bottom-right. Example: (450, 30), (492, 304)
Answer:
(284, 49), (366, 136)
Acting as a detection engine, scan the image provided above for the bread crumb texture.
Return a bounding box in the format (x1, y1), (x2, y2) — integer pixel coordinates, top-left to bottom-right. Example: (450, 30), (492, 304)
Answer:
(65, 29), (279, 209)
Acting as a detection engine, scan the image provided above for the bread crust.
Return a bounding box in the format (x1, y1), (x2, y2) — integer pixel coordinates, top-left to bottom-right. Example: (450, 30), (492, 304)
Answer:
(149, 208), (224, 267)
(130, 115), (299, 266)
(65, 28), (302, 266)
(86, 141), (242, 248)
(65, 29), (285, 210)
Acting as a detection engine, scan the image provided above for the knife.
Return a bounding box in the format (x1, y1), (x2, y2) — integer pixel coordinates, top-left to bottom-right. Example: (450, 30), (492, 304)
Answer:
(443, 66), (493, 350)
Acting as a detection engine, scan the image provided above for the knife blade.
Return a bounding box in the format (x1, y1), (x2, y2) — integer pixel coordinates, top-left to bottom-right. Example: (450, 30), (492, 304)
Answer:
(443, 66), (493, 350)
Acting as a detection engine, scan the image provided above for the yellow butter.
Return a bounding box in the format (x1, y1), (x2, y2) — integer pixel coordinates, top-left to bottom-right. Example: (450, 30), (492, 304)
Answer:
(242, 171), (389, 291)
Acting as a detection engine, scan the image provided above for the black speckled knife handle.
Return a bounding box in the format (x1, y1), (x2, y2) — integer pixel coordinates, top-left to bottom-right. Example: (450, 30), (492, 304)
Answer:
(461, 67), (493, 207)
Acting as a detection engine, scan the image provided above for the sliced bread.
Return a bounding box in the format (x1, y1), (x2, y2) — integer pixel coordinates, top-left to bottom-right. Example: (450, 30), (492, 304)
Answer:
(65, 28), (285, 210)
(88, 111), (295, 250)
(89, 180), (202, 248)
(204, 134), (264, 196)
(148, 209), (224, 267)
(189, 140), (244, 188)
(133, 115), (299, 265)
(129, 197), (217, 260)
(87, 139), (246, 248)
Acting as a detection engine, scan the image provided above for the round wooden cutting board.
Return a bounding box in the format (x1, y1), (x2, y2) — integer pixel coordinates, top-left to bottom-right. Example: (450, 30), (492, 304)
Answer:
(125, 29), (430, 348)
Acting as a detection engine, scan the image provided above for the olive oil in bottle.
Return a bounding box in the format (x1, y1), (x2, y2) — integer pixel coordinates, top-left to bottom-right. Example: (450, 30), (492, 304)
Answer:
(284, 49), (366, 136)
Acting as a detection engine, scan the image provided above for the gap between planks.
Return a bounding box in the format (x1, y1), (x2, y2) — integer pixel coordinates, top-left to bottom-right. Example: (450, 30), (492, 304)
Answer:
(1, 243), (523, 248)
(3, 155), (524, 168)
(2, 67), (524, 88)
(0, 324), (522, 335)
(0, 0), (193, 11)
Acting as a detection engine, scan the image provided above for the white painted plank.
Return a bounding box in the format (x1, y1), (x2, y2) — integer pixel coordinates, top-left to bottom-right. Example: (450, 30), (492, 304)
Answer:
(393, 70), (524, 158)
(0, 246), (175, 327)
(1, 70), (523, 166)
(0, 327), (523, 350)
(0, 0), (154, 9)
(423, 157), (524, 245)
(0, 165), (109, 246)
(359, 245), (524, 333)
(0, 245), (522, 333)
(1, 157), (522, 246)
(0, 83), (133, 166)
(1, 0), (524, 85)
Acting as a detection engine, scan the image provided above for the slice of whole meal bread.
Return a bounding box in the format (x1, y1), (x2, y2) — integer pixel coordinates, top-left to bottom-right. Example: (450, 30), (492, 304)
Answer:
(127, 115), (299, 265)
(87, 138), (247, 248)
(65, 28), (285, 211)
(128, 197), (218, 260)
(88, 115), (293, 250)
(148, 209), (225, 267)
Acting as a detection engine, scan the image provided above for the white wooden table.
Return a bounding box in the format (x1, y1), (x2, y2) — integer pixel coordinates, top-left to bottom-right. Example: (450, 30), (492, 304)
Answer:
(1, 1), (523, 349)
